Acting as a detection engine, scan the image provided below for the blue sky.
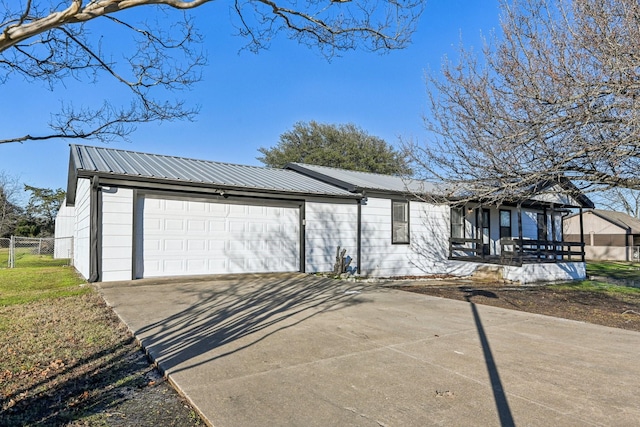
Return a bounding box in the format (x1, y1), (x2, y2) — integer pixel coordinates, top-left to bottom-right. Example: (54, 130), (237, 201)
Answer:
(0, 0), (501, 202)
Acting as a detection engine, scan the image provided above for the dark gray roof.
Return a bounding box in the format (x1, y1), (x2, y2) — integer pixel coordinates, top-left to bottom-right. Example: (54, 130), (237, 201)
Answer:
(285, 163), (441, 195)
(67, 145), (358, 200)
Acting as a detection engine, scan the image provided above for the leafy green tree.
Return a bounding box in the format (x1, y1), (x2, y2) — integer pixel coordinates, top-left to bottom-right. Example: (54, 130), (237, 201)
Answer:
(23, 186), (66, 236)
(258, 121), (412, 175)
(14, 219), (41, 238)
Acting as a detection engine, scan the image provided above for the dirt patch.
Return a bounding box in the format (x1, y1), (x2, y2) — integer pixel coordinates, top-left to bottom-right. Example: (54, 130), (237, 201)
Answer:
(0, 292), (202, 426)
(393, 283), (640, 332)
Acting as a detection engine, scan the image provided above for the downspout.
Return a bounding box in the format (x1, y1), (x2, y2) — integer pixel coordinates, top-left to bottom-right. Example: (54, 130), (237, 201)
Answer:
(89, 176), (101, 283)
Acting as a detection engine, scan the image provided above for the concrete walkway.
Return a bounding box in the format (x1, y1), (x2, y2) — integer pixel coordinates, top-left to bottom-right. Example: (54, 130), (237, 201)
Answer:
(99, 274), (640, 427)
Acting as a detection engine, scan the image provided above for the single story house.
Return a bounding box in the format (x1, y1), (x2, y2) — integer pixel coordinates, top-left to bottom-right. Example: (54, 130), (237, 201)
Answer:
(56, 145), (594, 283)
(564, 209), (640, 261)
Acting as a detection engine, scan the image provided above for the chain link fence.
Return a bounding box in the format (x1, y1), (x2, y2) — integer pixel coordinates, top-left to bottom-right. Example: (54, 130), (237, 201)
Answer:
(0, 236), (73, 268)
(0, 237), (9, 268)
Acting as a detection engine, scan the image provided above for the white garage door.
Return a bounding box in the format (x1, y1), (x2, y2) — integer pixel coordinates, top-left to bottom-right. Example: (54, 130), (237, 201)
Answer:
(139, 196), (300, 278)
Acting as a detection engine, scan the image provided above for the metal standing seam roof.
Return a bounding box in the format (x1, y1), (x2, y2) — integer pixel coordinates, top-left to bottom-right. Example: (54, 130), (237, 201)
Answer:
(285, 162), (441, 194)
(285, 163), (595, 208)
(69, 145), (358, 197)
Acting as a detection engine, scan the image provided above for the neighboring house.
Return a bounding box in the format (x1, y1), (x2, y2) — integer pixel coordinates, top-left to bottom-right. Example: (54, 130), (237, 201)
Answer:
(564, 209), (640, 261)
(55, 145), (594, 284)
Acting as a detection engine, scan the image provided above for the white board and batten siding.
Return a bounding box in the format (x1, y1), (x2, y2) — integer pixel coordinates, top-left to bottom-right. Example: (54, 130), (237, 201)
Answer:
(359, 198), (476, 277)
(54, 201), (75, 259)
(72, 178), (92, 279)
(305, 201), (358, 273)
(101, 187), (134, 282)
(137, 195), (300, 278)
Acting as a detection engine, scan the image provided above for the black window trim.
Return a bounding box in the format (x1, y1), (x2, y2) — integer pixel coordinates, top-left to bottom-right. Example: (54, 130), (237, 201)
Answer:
(499, 209), (512, 239)
(391, 199), (410, 245)
(451, 206), (465, 244)
(537, 212), (548, 241)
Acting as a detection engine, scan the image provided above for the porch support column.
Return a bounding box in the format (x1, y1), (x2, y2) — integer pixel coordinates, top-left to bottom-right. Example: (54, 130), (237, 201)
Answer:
(478, 205), (484, 260)
(550, 204), (557, 260)
(517, 203), (523, 263)
(542, 206), (548, 260)
(448, 204), (453, 259)
(579, 206), (585, 263)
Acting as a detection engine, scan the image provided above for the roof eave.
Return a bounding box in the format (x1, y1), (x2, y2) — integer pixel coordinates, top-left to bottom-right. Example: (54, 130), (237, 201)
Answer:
(284, 163), (359, 193)
(75, 169), (361, 200)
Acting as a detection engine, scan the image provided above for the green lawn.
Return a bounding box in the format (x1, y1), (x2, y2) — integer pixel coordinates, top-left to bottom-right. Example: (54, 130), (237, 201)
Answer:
(0, 257), (88, 306)
(0, 248), (71, 269)
(586, 261), (640, 281)
(0, 255), (202, 425)
(550, 279), (640, 294)
(550, 261), (640, 295)
(0, 247), (8, 268)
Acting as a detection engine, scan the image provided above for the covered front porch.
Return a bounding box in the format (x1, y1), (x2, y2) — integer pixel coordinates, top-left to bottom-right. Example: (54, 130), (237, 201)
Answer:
(450, 237), (585, 266)
(448, 201), (588, 268)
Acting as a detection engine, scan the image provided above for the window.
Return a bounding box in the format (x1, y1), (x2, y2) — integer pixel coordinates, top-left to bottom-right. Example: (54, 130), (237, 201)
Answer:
(499, 210), (512, 239)
(392, 200), (409, 244)
(476, 208), (491, 256)
(451, 207), (465, 240)
(537, 213), (548, 241)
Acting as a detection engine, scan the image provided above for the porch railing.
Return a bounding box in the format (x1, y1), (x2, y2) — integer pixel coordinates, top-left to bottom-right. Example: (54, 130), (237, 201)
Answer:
(449, 237), (585, 266)
(500, 239), (585, 264)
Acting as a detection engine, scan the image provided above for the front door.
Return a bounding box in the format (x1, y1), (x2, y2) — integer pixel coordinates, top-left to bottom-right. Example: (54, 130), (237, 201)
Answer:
(476, 208), (490, 256)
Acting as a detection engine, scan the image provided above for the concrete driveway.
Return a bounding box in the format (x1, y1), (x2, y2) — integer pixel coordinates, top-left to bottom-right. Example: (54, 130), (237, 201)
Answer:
(99, 274), (640, 426)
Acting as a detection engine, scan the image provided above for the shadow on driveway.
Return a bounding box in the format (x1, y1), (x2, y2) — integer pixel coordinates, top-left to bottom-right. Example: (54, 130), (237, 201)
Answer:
(100, 274), (640, 427)
(460, 287), (515, 427)
(107, 274), (372, 375)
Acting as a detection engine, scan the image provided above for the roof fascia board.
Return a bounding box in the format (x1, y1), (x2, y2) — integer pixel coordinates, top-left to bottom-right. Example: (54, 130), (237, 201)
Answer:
(66, 148), (80, 206)
(84, 173), (361, 201)
(448, 197), (580, 209)
(284, 163), (359, 192)
(138, 189), (305, 208)
(362, 190), (447, 203)
(534, 178), (595, 209)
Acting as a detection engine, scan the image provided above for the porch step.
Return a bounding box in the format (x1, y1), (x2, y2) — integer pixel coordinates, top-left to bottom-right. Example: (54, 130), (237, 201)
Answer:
(471, 265), (505, 282)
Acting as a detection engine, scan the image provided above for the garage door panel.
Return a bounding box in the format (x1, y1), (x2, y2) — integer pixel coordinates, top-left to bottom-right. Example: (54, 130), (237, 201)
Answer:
(229, 221), (245, 232)
(187, 201), (206, 212)
(187, 240), (206, 251)
(164, 199), (184, 211)
(141, 197), (300, 278)
(208, 219), (225, 232)
(187, 219), (206, 232)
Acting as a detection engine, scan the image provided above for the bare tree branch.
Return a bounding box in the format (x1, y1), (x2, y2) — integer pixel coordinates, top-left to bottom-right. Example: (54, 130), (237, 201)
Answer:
(409, 0), (640, 204)
(595, 188), (640, 218)
(1, 0), (424, 145)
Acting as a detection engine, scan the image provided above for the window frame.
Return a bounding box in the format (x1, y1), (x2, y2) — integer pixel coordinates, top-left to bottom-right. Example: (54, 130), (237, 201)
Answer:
(391, 199), (410, 245)
(451, 206), (465, 242)
(476, 208), (491, 256)
(499, 209), (512, 239)
(537, 212), (548, 241)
